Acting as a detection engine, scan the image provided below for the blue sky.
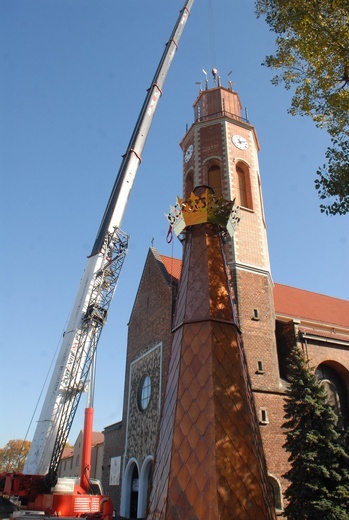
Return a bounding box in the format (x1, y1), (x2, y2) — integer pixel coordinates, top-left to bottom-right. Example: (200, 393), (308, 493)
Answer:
(1, 0), (348, 449)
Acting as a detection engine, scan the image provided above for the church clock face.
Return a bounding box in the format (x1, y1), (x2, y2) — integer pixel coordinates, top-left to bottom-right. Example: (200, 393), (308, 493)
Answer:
(232, 134), (248, 150)
(184, 144), (194, 163)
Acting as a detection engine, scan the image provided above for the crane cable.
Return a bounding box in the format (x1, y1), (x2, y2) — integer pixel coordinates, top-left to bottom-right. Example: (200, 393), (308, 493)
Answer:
(207, 0), (217, 73)
(22, 335), (62, 447)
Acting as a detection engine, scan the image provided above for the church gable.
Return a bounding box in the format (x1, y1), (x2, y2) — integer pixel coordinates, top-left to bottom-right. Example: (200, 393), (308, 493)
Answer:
(128, 248), (176, 341)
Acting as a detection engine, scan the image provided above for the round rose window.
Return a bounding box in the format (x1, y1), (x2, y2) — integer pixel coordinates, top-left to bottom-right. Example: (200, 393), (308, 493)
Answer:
(138, 374), (151, 411)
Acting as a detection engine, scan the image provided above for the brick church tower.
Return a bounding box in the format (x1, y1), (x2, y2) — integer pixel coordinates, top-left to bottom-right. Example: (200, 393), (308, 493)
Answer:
(180, 80), (281, 392)
(177, 80), (288, 504)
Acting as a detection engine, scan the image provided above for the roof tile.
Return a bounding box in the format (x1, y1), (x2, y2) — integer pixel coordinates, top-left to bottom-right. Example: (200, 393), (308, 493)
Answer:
(274, 283), (349, 328)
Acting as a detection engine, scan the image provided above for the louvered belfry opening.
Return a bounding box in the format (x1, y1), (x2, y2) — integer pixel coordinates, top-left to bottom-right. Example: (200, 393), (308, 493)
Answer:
(147, 196), (276, 519)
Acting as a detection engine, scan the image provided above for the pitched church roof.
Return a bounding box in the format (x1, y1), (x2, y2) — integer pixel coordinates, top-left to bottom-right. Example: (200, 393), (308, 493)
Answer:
(274, 283), (349, 328)
(158, 253), (349, 329)
(158, 253), (182, 283)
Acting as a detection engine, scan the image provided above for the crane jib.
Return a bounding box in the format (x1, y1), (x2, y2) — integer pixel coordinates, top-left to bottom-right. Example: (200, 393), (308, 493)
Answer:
(91, 0), (194, 256)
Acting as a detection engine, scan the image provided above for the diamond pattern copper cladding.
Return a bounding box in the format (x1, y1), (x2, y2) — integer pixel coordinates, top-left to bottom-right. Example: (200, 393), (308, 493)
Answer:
(147, 224), (275, 520)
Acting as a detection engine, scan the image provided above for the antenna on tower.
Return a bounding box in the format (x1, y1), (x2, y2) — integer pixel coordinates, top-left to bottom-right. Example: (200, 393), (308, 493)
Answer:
(227, 70), (235, 91)
(245, 107), (249, 122)
(202, 69), (208, 90)
(195, 81), (202, 93)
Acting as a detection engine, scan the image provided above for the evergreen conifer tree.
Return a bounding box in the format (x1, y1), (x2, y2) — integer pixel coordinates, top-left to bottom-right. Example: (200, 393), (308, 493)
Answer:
(282, 346), (349, 520)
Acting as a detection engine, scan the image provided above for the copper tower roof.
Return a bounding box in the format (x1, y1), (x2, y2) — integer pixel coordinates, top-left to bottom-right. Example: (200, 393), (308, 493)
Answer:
(147, 193), (275, 519)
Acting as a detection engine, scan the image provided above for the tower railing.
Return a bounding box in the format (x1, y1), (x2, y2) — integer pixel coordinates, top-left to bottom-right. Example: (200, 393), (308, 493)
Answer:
(195, 109), (249, 124)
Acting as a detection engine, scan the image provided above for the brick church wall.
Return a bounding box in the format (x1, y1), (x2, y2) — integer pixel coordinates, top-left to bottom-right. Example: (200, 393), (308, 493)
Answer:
(102, 422), (124, 514)
(232, 268), (281, 392)
(253, 391), (289, 508)
(125, 250), (175, 427)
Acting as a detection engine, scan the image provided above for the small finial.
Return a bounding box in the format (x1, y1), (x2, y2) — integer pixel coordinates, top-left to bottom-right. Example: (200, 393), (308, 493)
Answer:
(227, 71), (236, 91)
(202, 69), (208, 90)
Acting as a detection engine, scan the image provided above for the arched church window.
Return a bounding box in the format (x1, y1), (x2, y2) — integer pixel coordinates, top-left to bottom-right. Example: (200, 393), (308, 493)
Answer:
(268, 475), (283, 513)
(184, 170), (194, 198)
(236, 163), (252, 209)
(208, 164), (222, 197)
(316, 364), (349, 429)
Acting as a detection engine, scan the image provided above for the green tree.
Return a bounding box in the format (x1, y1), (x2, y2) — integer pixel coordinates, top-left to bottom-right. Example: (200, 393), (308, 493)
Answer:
(255, 0), (349, 215)
(316, 136), (349, 215)
(282, 346), (349, 519)
(0, 439), (31, 473)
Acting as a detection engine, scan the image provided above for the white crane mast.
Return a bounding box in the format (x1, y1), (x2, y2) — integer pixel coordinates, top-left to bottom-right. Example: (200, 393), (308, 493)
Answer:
(24, 0), (194, 480)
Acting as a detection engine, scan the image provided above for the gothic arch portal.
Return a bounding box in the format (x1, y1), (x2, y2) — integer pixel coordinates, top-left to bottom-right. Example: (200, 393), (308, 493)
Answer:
(138, 456), (153, 518)
(121, 458), (139, 519)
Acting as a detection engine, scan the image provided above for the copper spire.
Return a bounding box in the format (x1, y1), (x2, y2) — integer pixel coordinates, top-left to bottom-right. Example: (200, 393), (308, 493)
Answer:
(148, 189), (275, 519)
